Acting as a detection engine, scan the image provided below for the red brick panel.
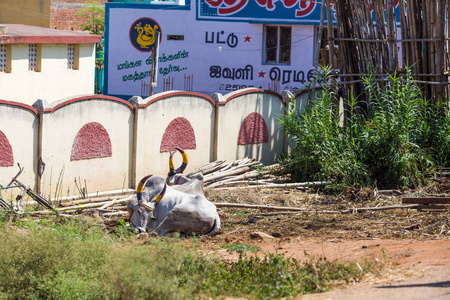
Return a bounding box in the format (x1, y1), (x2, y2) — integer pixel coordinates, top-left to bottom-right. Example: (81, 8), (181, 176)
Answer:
(0, 130), (14, 166)
(70, 122), (112, 160)
(238, 112), (269, 145)
(160, 117), (196, 152)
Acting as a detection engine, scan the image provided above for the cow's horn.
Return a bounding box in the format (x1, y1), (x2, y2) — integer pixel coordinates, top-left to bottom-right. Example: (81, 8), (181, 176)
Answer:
(136, 175), (167, 204)
(168, 151), (176, 176)
(175, 147), (188, 173)
(153, 183), (166, 203)
(136, 175), (152, 201)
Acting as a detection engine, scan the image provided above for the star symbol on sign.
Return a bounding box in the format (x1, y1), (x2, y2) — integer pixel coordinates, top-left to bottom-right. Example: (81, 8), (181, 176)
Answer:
(258, 71), (266, 78)
(244, 35), (251, 43)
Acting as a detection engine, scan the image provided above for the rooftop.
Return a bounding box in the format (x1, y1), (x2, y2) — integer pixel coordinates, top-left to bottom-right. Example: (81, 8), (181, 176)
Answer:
(0, 24), (102, 44)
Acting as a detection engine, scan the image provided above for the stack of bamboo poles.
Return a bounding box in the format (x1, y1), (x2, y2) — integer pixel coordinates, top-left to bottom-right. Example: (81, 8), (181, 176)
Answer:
(329, 0), (448, 103)
(30, 158), (329, 217)
(188, 157), (329, 190)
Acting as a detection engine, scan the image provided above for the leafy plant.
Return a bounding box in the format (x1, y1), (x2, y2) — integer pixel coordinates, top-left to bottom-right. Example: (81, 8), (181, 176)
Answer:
(223, 243), (262, 255)
(77, 1), (105, 70)
(280, 66), (370, 191)
(280, 66), (449, 190)
(76, 1), (105, 37)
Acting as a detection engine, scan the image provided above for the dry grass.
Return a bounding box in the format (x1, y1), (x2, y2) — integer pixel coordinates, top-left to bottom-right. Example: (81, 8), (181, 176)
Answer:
(205, 186), (450, 242)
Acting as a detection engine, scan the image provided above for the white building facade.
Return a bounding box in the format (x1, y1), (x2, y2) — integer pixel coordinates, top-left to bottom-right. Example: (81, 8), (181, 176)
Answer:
(0, 24), (101, 105)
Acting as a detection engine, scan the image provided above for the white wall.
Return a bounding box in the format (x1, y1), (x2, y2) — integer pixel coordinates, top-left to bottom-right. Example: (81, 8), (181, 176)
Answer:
(0, 89), (318, 199)
(136, 92), (216, 179)
(217, 89), (285, 165)
(0, 43), (96, 105)
(39, 97), (134, 198)
(0, 102), (38, 190)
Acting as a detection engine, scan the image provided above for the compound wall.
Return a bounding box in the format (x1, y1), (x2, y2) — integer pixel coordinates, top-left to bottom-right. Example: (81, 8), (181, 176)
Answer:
(0, 88), (315, 199)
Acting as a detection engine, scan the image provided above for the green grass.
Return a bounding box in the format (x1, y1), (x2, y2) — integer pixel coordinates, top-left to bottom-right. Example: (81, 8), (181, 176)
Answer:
(0, 217), (372, 299)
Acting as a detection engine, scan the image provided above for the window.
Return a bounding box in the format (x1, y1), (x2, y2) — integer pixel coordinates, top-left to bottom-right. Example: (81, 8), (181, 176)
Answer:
(29, 44), (41, 72)
(67, 43), (79, 70)
(0, 44), (11, 73)
(167, 35), (184, 41)
(264, 26), (291, 64)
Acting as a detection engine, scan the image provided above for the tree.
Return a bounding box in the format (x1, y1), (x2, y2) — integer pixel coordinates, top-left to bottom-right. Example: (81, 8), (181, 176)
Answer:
(76, 1), (105, 37)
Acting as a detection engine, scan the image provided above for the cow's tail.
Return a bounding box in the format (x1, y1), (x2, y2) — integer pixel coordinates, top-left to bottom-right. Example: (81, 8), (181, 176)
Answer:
(206, 213), (221, 236)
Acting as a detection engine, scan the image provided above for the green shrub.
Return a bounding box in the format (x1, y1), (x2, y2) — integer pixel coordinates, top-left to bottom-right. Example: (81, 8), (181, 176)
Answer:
(0, 221), (370, 299)
(0, 219), (111, 299)
(280, 66), (370, 190)
(280, 66), (448, 189)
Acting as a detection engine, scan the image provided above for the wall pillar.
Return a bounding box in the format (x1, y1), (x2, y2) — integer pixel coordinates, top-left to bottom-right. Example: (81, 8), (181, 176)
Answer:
(129, 96), (144, 189)
(32, 99), (51, 194)
(211, 93), (224, 161)
(281, 90), (294, 157)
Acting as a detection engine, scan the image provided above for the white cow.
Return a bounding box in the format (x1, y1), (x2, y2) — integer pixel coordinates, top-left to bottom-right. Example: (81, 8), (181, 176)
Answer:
(127, 175), (220, 236)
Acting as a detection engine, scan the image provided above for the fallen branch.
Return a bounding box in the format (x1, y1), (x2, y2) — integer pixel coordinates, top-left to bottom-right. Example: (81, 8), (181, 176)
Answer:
(214, 202), (420, 214)
(204, 166), (252, 183)
(205, 171), (272, 188)
(211, 181), (330, 190)
(59, 195), (132, 207)
(56, 196), (132, 212)
(101, 211), (128, 217)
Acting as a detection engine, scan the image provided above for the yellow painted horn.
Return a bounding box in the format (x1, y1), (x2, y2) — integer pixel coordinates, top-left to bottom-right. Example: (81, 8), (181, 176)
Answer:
(136, 175), (152, 201)
(153, 183), (166, 203)
(175, 147), (188, 173)
(168, 151), (176, 176)
(136, 175), (167, 204)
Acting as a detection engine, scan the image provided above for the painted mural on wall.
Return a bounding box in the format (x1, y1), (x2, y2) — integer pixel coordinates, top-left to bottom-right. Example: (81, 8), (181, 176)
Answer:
(105, 1), (399, 99)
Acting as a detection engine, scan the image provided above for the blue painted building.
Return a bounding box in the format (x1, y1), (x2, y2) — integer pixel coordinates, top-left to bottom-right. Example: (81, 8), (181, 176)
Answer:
(104, 0), (337, 99)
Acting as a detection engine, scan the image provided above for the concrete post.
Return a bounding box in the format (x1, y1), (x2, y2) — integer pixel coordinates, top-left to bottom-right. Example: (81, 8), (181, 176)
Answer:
(281, 90), (294, 157)
(32, 99), (51, 194)
(129, 96), (144, 189)
(211, 93), (224, 161)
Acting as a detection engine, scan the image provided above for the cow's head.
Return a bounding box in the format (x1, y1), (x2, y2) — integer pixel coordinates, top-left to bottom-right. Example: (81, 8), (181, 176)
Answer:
(128, 175), (167, 232)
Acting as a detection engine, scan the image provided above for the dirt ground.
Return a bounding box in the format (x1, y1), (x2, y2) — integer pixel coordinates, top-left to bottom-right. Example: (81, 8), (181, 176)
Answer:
(197, 186), (450, 299)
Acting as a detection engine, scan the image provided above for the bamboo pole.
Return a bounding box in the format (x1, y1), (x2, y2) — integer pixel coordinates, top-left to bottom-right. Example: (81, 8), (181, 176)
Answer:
(436, 0), (447, 101)
(430, 0), (437, 99)
(214, 202), (420, 214)
(203, 166), (251, 183)
(326, 0), (335, 70)
(312, 0), (325, 88)
(56, 197), (131, 211)
(211, 181), (331, 191)
(59, 195), (132, 207)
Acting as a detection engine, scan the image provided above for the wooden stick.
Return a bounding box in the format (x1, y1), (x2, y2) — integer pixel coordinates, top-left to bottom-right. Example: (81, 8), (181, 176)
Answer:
(101, 211), (129, 217)
(205, 170), (272, 188)
(186, 160), (227, 176)
(59, 195), (132, 207)
(204, 166), (251, 183)
(214, 202), (420, 214)
(211, 181), (330, 190)
(56, 196), (132, 211)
